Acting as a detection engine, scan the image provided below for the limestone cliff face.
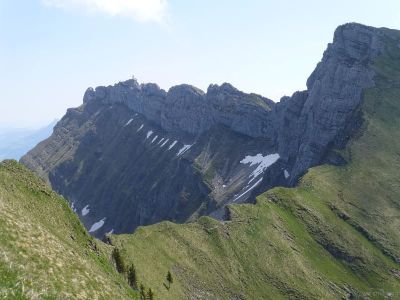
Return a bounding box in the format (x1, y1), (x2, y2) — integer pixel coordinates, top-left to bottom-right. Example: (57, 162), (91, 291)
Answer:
(274, 23), (386, 182)
(21, 23), (400, 237)
(82, 79), (274, 138)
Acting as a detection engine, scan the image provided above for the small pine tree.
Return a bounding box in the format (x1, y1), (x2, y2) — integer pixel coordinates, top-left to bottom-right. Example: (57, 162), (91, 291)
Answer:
(147, 288), (154, 300)
(112, 248), (126, 274)
(127, 264), (138, 290)
(139, 284), (146, 300)
(166, 271), (173, 288)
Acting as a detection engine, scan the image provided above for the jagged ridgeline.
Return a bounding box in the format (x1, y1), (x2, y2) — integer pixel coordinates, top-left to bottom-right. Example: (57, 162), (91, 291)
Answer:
(21, 23), (395, 238)
(1, 22), (399, 299)
(109, 24), (400, 299)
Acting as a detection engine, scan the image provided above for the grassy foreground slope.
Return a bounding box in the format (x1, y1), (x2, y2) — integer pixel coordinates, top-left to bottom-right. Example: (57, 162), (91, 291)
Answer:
(0, 161), (136, 299)
(111, 34), (400, 299)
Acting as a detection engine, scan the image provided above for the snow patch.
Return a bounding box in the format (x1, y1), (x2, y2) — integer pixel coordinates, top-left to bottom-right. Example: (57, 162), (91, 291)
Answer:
(177, 144), (193, 156)
(240, 153), (280, 180)
(137, 124), (144, 132)
(160, 139), (170, 148)
(233, 178), (263, 202)
(158, 138), (165, 145)
(168, 140), (178, 150)
(106, 229), (114, 235)
(89, 218), (106, 233)
(81, 205), (90, 217)
(124, 118), (134, 127)
(70, 202), (77, 213)
(146, 130), (153, 139)
(151, 135), (158, 144)
(284, 170), (290, 179)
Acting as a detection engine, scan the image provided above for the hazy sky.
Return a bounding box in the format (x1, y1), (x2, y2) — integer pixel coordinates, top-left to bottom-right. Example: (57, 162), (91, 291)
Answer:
(1, 0), (400, 128)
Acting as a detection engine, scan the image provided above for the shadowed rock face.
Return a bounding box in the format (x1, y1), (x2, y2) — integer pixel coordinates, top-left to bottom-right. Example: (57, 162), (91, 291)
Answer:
(21, 23), (400, 237)
(82, 80), (275, 138)
(274, 23), (386, 182)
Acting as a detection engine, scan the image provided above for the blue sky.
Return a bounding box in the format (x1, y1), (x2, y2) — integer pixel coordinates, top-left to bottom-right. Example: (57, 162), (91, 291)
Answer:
(1, 0), (400, 128)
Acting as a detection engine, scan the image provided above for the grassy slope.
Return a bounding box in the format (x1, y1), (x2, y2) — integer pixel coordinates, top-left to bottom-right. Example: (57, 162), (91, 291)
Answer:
(0, 161), (136, 299)
(111, 35), (400, 299)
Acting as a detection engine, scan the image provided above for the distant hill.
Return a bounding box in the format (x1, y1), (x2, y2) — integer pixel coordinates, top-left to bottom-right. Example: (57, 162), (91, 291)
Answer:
(0, 120), (57, 161)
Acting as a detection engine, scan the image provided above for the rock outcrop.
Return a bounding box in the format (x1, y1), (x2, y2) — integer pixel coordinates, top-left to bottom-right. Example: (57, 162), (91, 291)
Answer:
(83, 79), (275, 138)
(274, 23), (385, 182)
(21, 23), (400, 236)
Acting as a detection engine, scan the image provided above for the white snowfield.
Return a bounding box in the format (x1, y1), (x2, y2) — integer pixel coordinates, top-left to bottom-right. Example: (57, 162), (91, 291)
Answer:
(137, 124), (144, 132)
(177, 144), (193, 156)
(70, 202), (77, 213)
(81, 205), (90, 216)
(146, 130), (153, 139)
(232, 153), (280, 203)
(168, 140), (178, 150)
(124, 118), (134, 127)
(151, 135), (158, 144)
(240, 153), (280, 181)
(89, 218), (106, 233)
(233, 178), (263, 202)
(284, 169), (290, 179)
(160, 139), (170, 148)
(158, 138), (165, 145)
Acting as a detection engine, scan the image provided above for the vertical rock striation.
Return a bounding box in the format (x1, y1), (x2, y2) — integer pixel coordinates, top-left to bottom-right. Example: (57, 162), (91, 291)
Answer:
(21, 23), (400, 236)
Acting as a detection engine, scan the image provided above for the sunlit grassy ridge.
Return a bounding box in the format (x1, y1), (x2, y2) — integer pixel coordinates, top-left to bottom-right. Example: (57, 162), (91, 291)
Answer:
(0, 160), (136, 299)
(110, 32), (400, 299)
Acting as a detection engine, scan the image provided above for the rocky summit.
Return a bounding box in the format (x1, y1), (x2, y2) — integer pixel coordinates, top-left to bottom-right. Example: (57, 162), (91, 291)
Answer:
(21, 23), (400, 238)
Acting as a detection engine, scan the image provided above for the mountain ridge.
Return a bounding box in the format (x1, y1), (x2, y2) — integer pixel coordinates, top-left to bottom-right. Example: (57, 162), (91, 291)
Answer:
(109, 27), (400, 298)
(0, 120), (57, 161)
(2, 22), (400, 299)
(21, 23), (400, 237)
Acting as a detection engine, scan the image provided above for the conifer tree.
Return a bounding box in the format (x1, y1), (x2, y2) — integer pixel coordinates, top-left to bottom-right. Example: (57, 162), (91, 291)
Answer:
(112, 248), (126, 274)
(139, 284), (146, 300)
(166, 271), (173, 288)
(147, 288), (154, 300)
(128, 264), (138, 290)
